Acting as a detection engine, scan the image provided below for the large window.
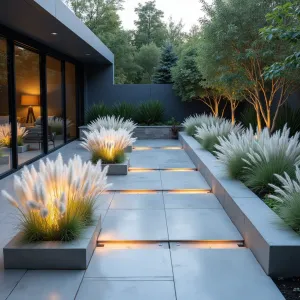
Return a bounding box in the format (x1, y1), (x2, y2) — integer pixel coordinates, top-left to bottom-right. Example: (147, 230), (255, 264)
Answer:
(65, 62), (77, 140)
(47, 56), (64, 149)
(0, 38), (11, 175)
(0, 29), (81, 178)
(15, 45), (43, 165)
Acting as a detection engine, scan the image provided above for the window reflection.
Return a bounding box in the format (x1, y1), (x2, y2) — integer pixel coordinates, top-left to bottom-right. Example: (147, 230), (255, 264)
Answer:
(65, 62), (77, 140)
(47, 56), (64, 149)
(0, 38), (12, 174)
(15, 45), (43, 165)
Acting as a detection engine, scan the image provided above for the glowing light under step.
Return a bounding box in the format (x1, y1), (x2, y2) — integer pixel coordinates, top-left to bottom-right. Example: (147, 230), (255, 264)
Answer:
(162, 168), (196, 172)
(166, 189), (211, 194)
(133, 147), (153, 151)
(129, 168), (155, 172)
(119, 190), (159, 194)
(161, 147), (182, 150)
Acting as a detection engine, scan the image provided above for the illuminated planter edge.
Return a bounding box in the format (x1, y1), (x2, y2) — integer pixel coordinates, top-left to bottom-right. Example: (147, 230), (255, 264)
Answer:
(3, 213), (102, 270)
(179, 131), (300, 277)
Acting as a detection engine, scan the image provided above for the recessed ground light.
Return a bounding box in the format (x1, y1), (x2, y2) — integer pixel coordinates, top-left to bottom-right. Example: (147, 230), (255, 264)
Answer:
(85, 53), (91, 56)
(51, 32), (58, 35)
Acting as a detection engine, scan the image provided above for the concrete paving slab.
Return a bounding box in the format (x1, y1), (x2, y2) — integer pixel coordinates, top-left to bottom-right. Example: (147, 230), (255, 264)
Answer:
(161, 171), (210, 191)
(134, 139), (181, 148)
(85, 247), (173, 278)
(110, 193), (164, 209)
(129, 149), (192, 169)
(163, 193), (222, 209)
(7, 270), (84, 300)
(107, 171), (162, 191)
(76, 279), (176, 300)
(0, 269), (26, 300)
(166, 209), (243, 241)
(99, 210), (168, 241)
(95, 193), (114, 210)
(171, 248), (284, 300)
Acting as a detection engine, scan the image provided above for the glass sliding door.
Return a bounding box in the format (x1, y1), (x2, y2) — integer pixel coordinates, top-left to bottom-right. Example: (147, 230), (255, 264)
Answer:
(0, 38), (12, 174)
(15, 45), (43, 165)
(46, 56), (64, 149)
(65, 62), (77, 140)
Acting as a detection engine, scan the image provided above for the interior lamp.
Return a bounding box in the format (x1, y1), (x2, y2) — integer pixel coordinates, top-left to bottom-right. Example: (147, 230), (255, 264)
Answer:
(21, 95), (40, 123)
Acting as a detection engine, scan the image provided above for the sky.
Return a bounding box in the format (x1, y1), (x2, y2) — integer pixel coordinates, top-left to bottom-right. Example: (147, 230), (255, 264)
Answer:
(118, 0), (207, 32)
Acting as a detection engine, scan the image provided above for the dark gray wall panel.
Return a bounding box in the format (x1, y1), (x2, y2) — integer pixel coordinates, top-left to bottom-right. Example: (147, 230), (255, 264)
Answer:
(85, 66), (211, 121)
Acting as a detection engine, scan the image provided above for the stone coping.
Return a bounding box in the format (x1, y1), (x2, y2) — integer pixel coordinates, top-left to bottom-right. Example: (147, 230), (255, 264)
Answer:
(3, 213), (102, 270)
(179, 132), (300, 277)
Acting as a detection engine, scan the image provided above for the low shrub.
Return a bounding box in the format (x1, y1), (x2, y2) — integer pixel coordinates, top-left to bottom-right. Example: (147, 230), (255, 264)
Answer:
(111, 102), (136, 121)
(88, 115), (137, 133)
(1, 154), (110, 242)
(182, 114), (221, 136)
(242, 127), (300, 195)
(269, 167), (300, 232)
(195, 119), (243, 153)
(81, 128), (136, 164)
(136, 100), (164, 125)
(85, 103), (110, 124)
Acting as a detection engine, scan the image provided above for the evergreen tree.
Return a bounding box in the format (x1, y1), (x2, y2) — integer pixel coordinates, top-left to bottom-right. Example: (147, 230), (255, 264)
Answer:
(153, 43), (178, 84)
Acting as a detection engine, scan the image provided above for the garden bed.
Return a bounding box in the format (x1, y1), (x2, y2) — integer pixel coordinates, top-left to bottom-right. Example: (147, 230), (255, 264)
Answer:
(3, 213), (102, 270)
(179, 131), (300, 277)
(79, 125), (183, 140)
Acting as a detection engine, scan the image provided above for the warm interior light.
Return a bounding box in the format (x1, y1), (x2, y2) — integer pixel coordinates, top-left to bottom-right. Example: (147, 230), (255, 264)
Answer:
(21, 95), (40, 106)
(119, 190), (158, 194)
(166, 189), (211, 194)
(133, 147), (153, 151)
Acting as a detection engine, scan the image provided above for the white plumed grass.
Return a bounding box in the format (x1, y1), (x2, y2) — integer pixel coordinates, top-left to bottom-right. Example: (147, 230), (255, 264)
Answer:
(215, 127), (270, 179)
(48, 117), (72, 135)
(1, 154), (110, 241)
(269, 167), (300, 232)
(182, 114), (221, 136)
(195, 119), (243, 153)
(0, 123), (28, 147)
(242, 126), (300, 194)
(88, 115), (137, 133)
(81, 128), (136, 164)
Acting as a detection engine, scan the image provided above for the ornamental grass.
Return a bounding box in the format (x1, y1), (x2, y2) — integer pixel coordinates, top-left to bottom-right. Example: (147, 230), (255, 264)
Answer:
(2, 154), (110, 242)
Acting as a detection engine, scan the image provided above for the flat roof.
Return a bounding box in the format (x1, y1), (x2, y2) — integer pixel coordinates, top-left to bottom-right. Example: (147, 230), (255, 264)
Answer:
(0, 0), (114, 64)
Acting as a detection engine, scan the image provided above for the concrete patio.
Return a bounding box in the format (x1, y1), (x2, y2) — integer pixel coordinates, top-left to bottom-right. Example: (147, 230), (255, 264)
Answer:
(0, 140), (284, 299)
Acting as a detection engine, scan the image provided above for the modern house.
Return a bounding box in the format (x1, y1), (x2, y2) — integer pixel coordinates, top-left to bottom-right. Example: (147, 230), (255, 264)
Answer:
(0, 0), (114, 178)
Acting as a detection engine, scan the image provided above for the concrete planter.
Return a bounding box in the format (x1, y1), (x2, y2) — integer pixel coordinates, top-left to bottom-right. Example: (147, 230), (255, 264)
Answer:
(17, 144), (29, 153)
(179, 132), (300, 277)
(0, 155), (9, 165)
(103, 159), (129, 175)
(133, 126), (183, 139)
(3, 214), (102, 270)
(79, 125), (184, 140)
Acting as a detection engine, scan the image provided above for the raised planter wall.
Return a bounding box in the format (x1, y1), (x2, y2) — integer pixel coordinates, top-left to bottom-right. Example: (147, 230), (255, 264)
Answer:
(179, 132), (300, 277)
(79, 125), (183, 140)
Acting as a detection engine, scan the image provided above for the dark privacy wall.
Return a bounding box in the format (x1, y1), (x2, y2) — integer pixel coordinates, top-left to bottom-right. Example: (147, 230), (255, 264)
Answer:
(84, 64), (211, 122)
(84, 64), (300, 122)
